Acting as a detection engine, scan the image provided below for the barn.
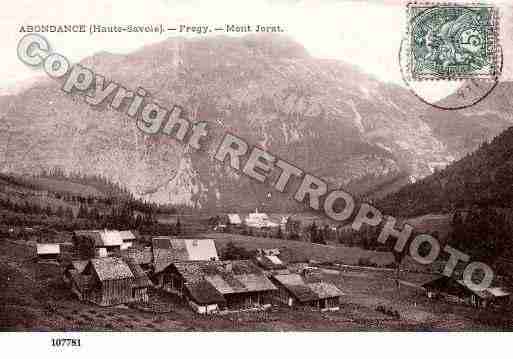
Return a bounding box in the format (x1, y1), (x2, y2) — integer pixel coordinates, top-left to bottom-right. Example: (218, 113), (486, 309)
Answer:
(422, 276), (511, 308)
(152, 237), (219, 287)
(271, 273), (343, 311)
(74, 230), (123, 258)
(36, 243), (60, 261)
(65, 256), (152, 306)
(159, 260), (277, 313)
(81, 257), (135, 306)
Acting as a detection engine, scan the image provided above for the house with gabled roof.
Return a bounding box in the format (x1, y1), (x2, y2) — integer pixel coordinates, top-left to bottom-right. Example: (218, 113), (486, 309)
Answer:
(36, 243), (61, 262)
(73, 230), (123, 258)
(422, 276), (511, 308)
(270, 273), (343, 311)
(66, 256), (151, 306)
(152, 237), (219, 286)
(160, 260), (277, 313)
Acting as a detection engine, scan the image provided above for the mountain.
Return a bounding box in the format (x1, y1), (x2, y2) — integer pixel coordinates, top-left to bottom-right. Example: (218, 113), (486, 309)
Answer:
(377, 125), (513, 217)
(420, 82), (513, 159)
(0, 35), (508, 211)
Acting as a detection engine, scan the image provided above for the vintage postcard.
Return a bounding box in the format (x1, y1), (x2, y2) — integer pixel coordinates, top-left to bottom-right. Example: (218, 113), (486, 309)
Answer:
(1, 0), (513, 357)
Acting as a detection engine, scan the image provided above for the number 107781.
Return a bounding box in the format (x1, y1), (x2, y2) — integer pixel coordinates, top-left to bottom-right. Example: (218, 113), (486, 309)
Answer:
(51, 338), (81, 347)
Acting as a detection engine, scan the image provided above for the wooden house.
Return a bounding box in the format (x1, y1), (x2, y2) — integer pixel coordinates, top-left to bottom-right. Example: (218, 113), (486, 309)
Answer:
(271, 273), (343, 311)
(81, 257), (134, 306)
(73, 230), (123, 258)
(36, 243), (60, 262)
(65, 256), (150, 306)
(152, 237), (219, 285)
(159, 260), (277, 313)
(422, 276), (511, 308)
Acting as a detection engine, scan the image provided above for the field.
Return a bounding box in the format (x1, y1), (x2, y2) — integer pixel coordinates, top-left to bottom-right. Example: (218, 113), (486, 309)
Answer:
(204, 232), (396, 266)
(2, 234), (513, 331)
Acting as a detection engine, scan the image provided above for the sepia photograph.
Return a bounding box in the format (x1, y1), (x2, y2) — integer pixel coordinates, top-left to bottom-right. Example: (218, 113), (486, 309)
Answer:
(1, 0), (513, 355)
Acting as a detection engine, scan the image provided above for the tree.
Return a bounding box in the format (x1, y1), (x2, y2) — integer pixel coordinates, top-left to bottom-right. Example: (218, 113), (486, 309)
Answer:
(64, 207), (74, 221)
(276, 225), (283, 239)
(221, 241), (254, 260)
(175, 217), (182, 235)
(55, 206), (65, 218)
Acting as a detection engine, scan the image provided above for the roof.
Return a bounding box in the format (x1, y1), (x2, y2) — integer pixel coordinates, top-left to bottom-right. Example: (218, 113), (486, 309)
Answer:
(485, 287), (511, 297)
(272, 274), (343, 302)
(153, 237), (219, 273)
(422, 276), (471, 297)
(100, 230), (123, 246)
(124, 258), (152, 288)
(172, 260), (276, 295)
(308, 282), (344, 298)
(185, 280), (226, 304)
(89, 257), (134, 282)
(420, 276), (508, 299)
(184, 239), (218, 261)
(36, 243), (60, 255)
(153, 237), (190, 273)
(125, 247), (153, 265)
(119, 230), (136, 242)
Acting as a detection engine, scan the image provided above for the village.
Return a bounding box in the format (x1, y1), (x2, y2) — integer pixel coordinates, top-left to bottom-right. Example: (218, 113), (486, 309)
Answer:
(2, 208), (513, 331)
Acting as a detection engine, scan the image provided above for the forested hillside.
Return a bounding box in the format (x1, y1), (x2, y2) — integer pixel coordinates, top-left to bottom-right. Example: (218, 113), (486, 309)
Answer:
(378, 126), (513, 217)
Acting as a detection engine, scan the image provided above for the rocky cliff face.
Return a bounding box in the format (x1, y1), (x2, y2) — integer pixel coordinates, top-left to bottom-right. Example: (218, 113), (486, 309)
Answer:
(2, 35), (504, 211)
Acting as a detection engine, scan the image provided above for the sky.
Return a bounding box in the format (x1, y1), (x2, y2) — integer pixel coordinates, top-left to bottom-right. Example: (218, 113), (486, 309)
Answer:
(0, 0), (511, 97)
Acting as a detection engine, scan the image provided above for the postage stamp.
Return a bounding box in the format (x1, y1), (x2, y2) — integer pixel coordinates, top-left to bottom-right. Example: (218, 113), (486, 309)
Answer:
(407, 2), (500, 80)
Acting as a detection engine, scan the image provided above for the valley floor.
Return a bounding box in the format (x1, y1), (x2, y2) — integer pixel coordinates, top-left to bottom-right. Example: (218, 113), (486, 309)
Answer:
(1, 237), (512, 331)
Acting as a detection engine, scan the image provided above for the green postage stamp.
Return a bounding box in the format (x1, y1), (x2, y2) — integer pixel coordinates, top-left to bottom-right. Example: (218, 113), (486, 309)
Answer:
(407, 3), (500, 80)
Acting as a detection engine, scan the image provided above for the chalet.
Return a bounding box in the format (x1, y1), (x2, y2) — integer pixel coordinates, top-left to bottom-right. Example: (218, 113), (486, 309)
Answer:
(160, 260), (277, 313)
(422, 276), (511, 308)
(119, 230), (137, 250)
(67, 257), (151, 306)
(36, 243), (60, 262)
(152, 237), (219, 283)
(74, 230), (123, 258)
(271, 273), (343, 311)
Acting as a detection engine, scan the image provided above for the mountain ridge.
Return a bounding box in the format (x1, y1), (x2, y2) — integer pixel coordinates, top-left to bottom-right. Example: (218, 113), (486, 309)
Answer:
(1, 35), (508, 211)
